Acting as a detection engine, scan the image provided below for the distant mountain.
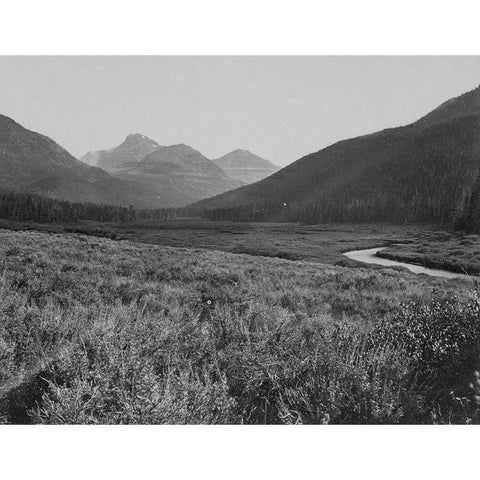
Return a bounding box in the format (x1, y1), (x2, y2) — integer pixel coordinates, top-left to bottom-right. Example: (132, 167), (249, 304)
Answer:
(79, 135), (244, 207)
(212, 149), (279, 184)
(0, 114), (161, 206)
(116, 144), (243, 207)
(79, 133), (161, 172)
(192, 84), (480, 226)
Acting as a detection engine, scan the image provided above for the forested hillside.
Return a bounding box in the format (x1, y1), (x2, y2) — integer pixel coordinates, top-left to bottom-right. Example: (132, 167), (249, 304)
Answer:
(456, 173), (480, 232)
(192, 86), (480, 226)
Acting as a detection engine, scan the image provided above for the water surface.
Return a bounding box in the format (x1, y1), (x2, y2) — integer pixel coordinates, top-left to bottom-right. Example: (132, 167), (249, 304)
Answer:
(344, 247), (470, 280)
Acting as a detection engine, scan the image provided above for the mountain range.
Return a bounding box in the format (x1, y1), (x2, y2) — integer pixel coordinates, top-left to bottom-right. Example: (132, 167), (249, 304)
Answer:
(0, 114), (155, 206)
(0, 120), (251, 208)
(109, 142), (243, 207)
(192, 84), (480, 226)
(3, 83), (480, 224)
(80, 137), (244, 207)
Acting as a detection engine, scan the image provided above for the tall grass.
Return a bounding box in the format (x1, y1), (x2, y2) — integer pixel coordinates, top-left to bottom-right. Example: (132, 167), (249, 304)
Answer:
(0, 229), (477, 424)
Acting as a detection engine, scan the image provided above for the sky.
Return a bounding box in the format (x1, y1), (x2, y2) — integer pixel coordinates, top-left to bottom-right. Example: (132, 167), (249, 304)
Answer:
(0, 56), (479, 166)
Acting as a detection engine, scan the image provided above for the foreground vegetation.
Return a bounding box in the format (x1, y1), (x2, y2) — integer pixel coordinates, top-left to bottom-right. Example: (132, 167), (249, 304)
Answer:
(0, 228), (478, 424)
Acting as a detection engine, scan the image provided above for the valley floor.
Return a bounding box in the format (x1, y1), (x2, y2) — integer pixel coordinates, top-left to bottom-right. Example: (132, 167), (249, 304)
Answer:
(0, 227), (478, 424)
(0, 218), (452, 265)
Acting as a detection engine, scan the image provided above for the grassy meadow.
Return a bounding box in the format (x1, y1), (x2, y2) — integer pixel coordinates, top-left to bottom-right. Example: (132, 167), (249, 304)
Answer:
(0, 227), (479, 424)
(0, 218), (441, 265)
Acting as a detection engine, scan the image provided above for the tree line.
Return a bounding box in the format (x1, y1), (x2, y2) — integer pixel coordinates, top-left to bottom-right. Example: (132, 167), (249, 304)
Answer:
(1, 177), (479, 231)
(0, 191), (178, 224)
(196, 180), (480, 229)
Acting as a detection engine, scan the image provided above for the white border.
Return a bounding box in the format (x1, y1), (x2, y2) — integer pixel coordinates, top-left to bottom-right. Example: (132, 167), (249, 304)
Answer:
(0, 0), (479, 55)
(0, 425), (478, 479)
(1, 1), (479, 479)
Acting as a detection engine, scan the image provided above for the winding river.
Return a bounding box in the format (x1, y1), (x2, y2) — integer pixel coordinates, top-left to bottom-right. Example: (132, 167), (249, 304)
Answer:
(343, 247), (471, 280)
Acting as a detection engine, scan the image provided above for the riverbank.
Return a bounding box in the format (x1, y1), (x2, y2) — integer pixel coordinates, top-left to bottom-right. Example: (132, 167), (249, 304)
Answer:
(344, 247), (471, 280)
(377, 231), (480, 276)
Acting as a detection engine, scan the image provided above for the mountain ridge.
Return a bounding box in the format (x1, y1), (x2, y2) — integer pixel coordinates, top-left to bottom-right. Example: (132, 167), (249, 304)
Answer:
(0, 116), (244, 208)
(80, 135), (245, 207)
(191, 84), (480, 226)
(79, 133), (162, 172)
(114, 143), (243, 207)
(0, 114), (163, 206)
(414, 83), (480, 129)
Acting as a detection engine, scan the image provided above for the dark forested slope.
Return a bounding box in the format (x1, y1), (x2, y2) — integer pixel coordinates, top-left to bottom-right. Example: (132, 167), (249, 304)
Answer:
(456, 173), (480, 232)
(192, 85), (480, 225)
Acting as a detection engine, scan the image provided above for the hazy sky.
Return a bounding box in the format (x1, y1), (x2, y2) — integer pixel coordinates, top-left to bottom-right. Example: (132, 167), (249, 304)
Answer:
(1, 56), (479, 166)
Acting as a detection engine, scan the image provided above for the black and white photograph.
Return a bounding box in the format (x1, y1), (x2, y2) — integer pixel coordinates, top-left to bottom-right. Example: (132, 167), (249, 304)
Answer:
(1, 1), (479, 478)
(2, 54), (480, 426)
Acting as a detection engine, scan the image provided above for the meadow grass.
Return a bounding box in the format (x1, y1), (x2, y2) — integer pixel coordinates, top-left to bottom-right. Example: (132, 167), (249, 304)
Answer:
(0, 218), (439, 266)
(0, 228), (478, 424)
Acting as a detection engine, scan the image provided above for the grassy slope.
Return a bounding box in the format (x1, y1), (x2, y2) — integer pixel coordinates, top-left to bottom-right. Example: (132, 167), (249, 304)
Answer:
(0, 228), (478, 424)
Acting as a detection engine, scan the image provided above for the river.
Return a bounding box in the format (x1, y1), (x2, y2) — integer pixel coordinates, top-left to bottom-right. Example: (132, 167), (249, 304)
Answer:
(343, 247), (471, 280)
